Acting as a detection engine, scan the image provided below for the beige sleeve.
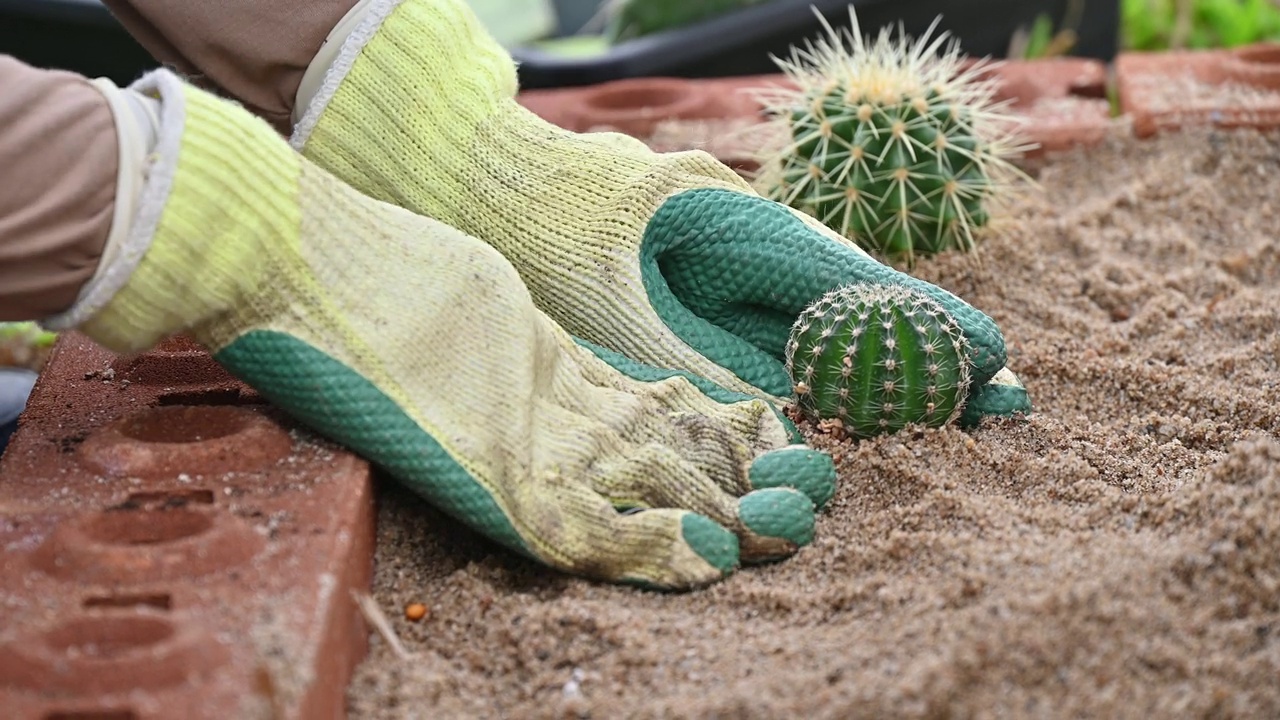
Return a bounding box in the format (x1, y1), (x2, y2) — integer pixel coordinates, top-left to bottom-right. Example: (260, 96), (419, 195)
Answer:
(100, 0), (359, 135)
(0, 56), (115, 321)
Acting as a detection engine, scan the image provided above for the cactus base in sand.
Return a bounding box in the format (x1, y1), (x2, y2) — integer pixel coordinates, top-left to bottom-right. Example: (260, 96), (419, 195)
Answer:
(786, 283), (972, 439)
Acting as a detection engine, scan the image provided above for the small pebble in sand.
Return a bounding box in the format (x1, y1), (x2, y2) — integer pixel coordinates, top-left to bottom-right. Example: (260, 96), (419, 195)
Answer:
(404, 602), (428, 622)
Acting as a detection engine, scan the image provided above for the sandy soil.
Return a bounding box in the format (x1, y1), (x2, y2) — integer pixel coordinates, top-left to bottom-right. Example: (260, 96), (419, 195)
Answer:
(346, 126), (1280, 719)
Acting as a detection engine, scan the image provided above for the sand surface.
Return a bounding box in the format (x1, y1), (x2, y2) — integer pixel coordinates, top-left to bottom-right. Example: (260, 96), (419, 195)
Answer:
(346, 127), (1280, 719)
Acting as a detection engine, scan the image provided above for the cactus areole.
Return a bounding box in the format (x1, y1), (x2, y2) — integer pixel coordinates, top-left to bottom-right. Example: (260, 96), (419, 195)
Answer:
(786, 283), (972, 439)
(753, 9), (1027, 265)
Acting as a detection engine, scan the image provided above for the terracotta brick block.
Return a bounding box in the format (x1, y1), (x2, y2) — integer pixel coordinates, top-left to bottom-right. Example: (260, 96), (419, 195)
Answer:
(0, 333), (376, 720)
(1117, 43), (1280, 137)
(516, 57), (1114, 170)
(971, 57), (1114, 157)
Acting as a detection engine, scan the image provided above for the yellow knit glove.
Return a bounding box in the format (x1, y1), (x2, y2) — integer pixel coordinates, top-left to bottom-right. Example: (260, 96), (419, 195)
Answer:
(289, 0), (1021, 415)
(52, 70), (836, 590)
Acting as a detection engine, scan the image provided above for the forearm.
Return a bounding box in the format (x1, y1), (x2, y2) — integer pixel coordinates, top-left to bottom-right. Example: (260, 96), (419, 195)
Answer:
(0, 58), (114, 321)
(100, 0), (360, 134)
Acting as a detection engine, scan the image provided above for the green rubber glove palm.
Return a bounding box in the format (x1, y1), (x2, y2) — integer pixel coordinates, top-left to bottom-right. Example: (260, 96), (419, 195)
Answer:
(289, 0), (1025, 412)
(53, 71), (836, 590)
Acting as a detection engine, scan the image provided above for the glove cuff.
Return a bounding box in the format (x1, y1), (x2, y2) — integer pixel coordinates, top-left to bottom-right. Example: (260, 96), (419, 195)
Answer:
(291, 0), (518, 153)
(41, 78), (160, 335)
(66, 70), (301, 353)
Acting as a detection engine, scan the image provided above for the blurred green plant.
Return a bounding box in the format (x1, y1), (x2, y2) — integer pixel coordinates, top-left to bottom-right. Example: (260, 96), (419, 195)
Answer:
(1123, 0), (1280, 50)
(0, 322), (56, 348)
(599, 0), (767, 42)
(0, 322), (57, 371)
(1009, 0), (1087, 59)
(1023, 13), (1065, 57)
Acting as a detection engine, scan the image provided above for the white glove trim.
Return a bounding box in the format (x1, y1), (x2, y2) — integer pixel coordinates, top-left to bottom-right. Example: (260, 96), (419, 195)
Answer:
(291, 0), (401, 150)
(45, 72), (178, 332)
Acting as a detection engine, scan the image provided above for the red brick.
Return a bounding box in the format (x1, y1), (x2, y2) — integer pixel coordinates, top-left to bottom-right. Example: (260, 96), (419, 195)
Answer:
(1117, 44), (1280, 138)
(0, 333), (376, 720)
(516, 57), (1114, 167)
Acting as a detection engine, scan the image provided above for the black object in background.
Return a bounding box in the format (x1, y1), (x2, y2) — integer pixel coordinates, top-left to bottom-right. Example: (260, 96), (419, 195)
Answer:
(0, 0), (1116, 90)
(0, 0), (1120, 90)
(516, 0), (1121, 88)
(0, 0), (155, 85)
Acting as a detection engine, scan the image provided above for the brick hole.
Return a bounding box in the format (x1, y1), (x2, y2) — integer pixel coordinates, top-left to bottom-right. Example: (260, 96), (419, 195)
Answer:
(0, 609), (227, 693)
(1236, 44), (1280, 67)
(83, 508), (212, 547)
(43, 707), (137, 712)
(585, 80), (690, 114)
(1068, 78), (1108, 99)
(574, 78), (709, 136)
(42, 615), (174, 660)
(117, 489), (216, 510)
(1223, 43), (1280, 91)
(117, 406), (249, 444)
(58, 432), (89, 453)
(78, 405), (294, 478)
(83, 593), (173, 612)
(157, 387), (243, 406)
(34, 504), (264, 583)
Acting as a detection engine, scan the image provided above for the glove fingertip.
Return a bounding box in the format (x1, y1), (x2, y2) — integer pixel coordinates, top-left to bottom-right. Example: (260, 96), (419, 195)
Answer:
(739, 487), (816, 551)
(749, 445), (837, 509)
(680, 513), (740, 576)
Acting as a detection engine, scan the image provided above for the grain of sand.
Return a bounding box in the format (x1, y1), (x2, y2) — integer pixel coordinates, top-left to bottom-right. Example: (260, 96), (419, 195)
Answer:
(347, 127), (1280, 719)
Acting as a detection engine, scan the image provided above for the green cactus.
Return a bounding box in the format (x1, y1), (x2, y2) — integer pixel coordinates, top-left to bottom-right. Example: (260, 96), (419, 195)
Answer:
(603, 0), (767, 43)
(752, 9), (1028, 265)
(785, 282), (972, 439)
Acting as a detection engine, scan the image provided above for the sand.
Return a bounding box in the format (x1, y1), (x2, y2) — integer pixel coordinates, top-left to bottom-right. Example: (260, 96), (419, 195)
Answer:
(346, 126), (1280, 719)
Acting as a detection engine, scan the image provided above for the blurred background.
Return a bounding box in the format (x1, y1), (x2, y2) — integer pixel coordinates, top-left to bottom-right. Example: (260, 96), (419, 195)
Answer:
(0, 0), (1126, 89)
(5, 0), (1280, 94)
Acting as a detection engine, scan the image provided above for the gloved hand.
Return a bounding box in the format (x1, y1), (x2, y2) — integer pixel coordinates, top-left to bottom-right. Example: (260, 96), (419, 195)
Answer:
(287, 0), (1025, 413)
(50, 70), (836, 590)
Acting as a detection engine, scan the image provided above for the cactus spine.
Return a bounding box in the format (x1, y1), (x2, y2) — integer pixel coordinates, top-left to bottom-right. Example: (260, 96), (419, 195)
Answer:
(752, 9), (1028, 265)
(786, 283), (972, 438)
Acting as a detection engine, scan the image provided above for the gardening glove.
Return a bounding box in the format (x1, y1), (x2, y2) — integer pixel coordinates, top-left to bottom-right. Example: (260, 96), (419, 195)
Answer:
(47, 70), (837, 590)
(287, 0), (1025, 415)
